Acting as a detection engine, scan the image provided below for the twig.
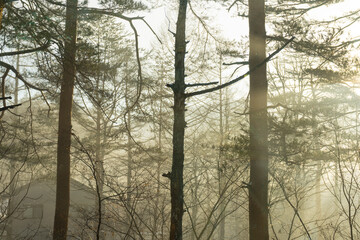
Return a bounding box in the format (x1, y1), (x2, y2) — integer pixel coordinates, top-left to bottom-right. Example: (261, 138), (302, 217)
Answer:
(141, 18), (162, 44)
(165, 9), (176, 37)
(272, 173), (312, 239)
(79, 6), (161, 115)
(227, 0), (239, 11)
(188, 0), (220, 43)
(229, 65), (243, 78)
(186, 36), (295, 98)
(41, 91), (51, 117)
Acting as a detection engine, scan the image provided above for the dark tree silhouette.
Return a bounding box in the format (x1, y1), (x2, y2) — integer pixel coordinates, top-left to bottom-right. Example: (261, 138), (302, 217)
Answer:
(53, 0), (78, 239)
(248, 0), (269, 239)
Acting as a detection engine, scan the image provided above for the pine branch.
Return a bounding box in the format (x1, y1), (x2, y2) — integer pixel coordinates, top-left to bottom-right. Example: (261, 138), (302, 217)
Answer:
(78, 7), (162, 44)
(79, 7), (142, 21)
(0, 40), (50, 57)
(186, 36), (295, 98)
(0, 61), (48, 91)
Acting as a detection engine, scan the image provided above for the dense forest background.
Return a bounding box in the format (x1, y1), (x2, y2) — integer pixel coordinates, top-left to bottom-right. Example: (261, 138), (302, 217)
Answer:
(1, 0), (360, 239)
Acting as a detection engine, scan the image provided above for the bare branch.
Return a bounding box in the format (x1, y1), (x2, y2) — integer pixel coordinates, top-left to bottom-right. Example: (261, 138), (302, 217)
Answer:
(79, 7), (141, 21)
(227, 0), (239, 11)
(0, 68), (10, 119)
(78, 7), (161, 118)
(0, 40), (50, 57)
(45, 0), (66, 7)
(223, 61), (249, 66)
(188, 0), (220, 42)
(141, 18), (162, 44)
(162, 172), (172, 179)
(125, 19), (143, 112)
(186, 36), (295, 98)
(0, 61), (49, 91)
(185, 81), (218, 88)
(0, 103), (21, 112)
(41, 91), (51, 117)
(0, 96), (11, 100)
(271, 173), (312, 239)
(79, 7), (161, 44)
(165, 10), (176, 37)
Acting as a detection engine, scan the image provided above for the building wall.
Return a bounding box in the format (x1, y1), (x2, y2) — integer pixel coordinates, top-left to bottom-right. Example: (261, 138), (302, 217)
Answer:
(9, 179), (95, 239)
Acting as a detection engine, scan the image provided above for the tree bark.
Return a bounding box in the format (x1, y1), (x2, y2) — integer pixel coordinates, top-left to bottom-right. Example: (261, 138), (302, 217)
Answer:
(95, 71), (104, 240)
(53, 0), (78, 239)
(170, 0), (187, 239)
(125, 62), (133, 237)
(6, 50), (19, 240)
(218, 52), (226, 240)
(248, 0), (269, 239)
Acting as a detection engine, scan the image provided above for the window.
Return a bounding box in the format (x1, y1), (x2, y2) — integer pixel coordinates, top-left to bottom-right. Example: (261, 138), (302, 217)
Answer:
(22, 205), (43, 219)
(33, 205), (43, 218)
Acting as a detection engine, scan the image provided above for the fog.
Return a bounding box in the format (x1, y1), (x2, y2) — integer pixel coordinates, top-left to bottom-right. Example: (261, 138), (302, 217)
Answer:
(1, 0), (360, 239)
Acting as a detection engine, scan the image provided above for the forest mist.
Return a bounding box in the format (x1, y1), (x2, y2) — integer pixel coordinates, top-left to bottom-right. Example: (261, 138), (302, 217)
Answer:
(1, 0), (360, 239)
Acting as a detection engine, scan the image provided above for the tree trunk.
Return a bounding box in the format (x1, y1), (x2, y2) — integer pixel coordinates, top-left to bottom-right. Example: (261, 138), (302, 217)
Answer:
(190, 135), (199, 240)
(6, 51), (20, 240)
(218, 52), (226, 240)
(95, 76), (104, 240)
(125, 63), (133, 237)
(248, 0), (269, 239)
(170, 0), (187, 239)
(153, 65), (164, 240)
(53, 0), (78, 239)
